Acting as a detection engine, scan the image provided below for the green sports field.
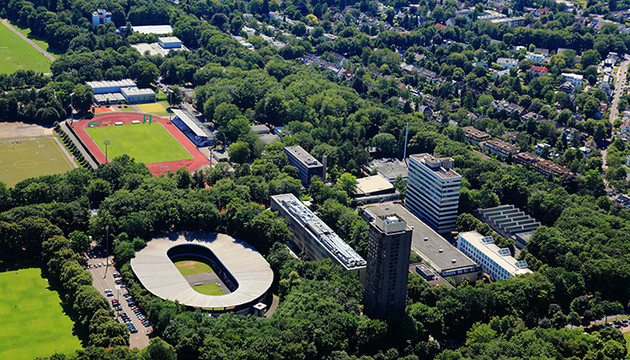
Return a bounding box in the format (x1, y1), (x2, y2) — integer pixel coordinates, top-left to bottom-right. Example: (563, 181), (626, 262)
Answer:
(86, 122), (192, 164)
(175, 260), (213, 276)
(0, 23), (52, 73)
(0, 268), (82, 360)
(193, 283), (224, 295)
(0, 138), (75, 187)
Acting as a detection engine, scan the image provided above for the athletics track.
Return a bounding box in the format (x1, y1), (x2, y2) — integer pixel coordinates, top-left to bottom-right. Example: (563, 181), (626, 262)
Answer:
(71, 113), (209, 176)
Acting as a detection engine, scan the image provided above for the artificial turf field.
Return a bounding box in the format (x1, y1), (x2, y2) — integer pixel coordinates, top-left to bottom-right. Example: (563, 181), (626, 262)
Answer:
(0, 268), (82, 360)
(0, 138), (75, 186)
(0, 23), (52, 73)
(86, 122), (192, 164)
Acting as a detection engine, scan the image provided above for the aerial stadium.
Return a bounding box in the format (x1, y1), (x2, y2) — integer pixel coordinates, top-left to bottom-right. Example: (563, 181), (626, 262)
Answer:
(130, 232), (274, 315)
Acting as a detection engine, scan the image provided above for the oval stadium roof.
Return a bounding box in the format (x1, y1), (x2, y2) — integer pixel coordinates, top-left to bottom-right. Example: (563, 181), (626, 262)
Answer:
(130, 232), (273, 309)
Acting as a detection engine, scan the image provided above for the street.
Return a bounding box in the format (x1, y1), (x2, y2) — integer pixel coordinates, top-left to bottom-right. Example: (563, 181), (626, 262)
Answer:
(601, 58), (628, 172)
(87, 254), (152, 349)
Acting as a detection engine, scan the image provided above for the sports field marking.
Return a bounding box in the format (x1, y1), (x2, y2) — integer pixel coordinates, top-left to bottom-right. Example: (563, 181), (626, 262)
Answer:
(86, 122), (192, 164)
(192, 283), (224, 296)
(0, 268), (82, 360)
(174, 260), (213, 276)
(0, 21), (52, 73)
(0, 138), (75, 186)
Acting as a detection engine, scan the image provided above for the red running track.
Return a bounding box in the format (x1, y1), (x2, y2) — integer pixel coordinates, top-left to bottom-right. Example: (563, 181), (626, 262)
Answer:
(72, 113), (209, 176)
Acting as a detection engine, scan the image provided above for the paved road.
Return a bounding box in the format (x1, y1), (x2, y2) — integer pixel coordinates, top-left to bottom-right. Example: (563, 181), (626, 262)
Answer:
(610, 59), (629, 124)
(87, 254), (152, 349)
(1, 19), (56, 62)
(59, 120), (98, 169)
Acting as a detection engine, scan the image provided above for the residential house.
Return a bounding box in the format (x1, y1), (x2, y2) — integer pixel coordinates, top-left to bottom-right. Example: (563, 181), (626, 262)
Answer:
(513, 152), (540, 167)
(463, 126), (491, 145)
(532, 159), (571, 178)
(482, 139), (520, 158)
(531, 66), (548, 76)
(497, 57), (519, 69)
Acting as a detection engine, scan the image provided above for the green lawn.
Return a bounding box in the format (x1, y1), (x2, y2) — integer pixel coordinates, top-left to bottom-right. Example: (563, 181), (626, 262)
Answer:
(175, 260), (213, 276)
(86, 122), (192, 164)
(193, 283), (224, 296)
(0, 268), (82, 360)
(0, 23), (52, 73)
(8, 20), (62, 59)
(0, 138), (75, 187)
(624, 332), (630, 352)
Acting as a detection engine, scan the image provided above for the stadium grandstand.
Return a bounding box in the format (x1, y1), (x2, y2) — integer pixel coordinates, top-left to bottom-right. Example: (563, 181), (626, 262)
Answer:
(130, 232), (274, 315)
(171, 109), (214, 147)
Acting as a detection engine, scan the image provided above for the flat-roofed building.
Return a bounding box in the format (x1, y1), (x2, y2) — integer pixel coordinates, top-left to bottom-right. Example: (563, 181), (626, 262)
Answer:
(270, 194), (366, 276)
(457, 231), (532, 281)
(482, 139), (519, 159)
(363, 204), (480, 284)
(131, 25), (173, 35)
(365, 158), (408, 182)
(462, 126), (490, 145)
(86, 79), (136, 94)
(120, 87), (156, 104)
(353, 175), (399, 205)
(284, 146), (324, 187)
(532, 159), (571, 178)
(406, 154), (461, 233)
(476, 205), (541, 249)
(363, 214), (412, 320)
(513, 152), (540, 167)
(158, 36), (182, 49)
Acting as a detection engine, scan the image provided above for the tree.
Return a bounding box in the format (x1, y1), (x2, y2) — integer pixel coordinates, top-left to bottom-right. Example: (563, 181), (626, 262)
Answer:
(372, 133), (397, 157)
(580, 50), (601, 69)
(113, 240), (135, 264)
(143, 338), (177, 360)
(129, 61), (159, 88)
(168, 86), (184, 106)
(229, 141), (251, 163)
(465, 322), (497, 345)
(72, 84), (94, 115)
(335, 173), (357, 195)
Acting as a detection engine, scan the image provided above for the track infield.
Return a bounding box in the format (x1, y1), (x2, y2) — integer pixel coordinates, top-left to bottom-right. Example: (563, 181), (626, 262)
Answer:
(193, 283), (225, 296)
(86, 122), (192, 164)
(0, 138), (75, 186)
(174, 260), (213, 276)
(0, 268), (82, 360)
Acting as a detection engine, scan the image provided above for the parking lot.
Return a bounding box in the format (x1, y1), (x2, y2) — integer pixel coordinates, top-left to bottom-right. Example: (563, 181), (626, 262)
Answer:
(86, 250), (152, 349)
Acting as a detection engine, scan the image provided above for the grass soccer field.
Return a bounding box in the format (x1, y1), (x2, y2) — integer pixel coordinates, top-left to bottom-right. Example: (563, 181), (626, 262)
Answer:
(175, 260), (213, 276)
(0, 23), (52, 73)
(193, 283), (224, 296)
(0, 268), (82, 360)
(86, 122), (192, 164)
(0, 138), (75, 187)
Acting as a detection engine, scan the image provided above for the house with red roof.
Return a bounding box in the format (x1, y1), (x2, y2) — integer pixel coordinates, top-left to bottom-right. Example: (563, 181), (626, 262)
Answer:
(530, 66), (548, 76)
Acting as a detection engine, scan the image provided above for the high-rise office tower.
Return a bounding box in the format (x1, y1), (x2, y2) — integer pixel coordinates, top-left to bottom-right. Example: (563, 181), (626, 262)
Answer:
(363, 214), (412, 320)
(406, 153), (461, 233)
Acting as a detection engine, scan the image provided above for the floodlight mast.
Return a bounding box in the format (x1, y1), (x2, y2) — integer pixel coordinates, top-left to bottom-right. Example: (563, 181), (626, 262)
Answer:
(70, 92), (75, 124)
(103, 140), (110, 164)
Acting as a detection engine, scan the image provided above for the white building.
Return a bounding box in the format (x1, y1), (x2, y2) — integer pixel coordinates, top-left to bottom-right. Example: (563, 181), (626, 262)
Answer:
(86, 79), (136, 94)
(526, 52), (546, 63)
(158, 37), (182, 49)
(457, 231), (532, 281)
(406, 153), (461, 233)
(562, 73), (584, 87)
(497, 57), (518, 69)
(92, 9), (112, 26)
